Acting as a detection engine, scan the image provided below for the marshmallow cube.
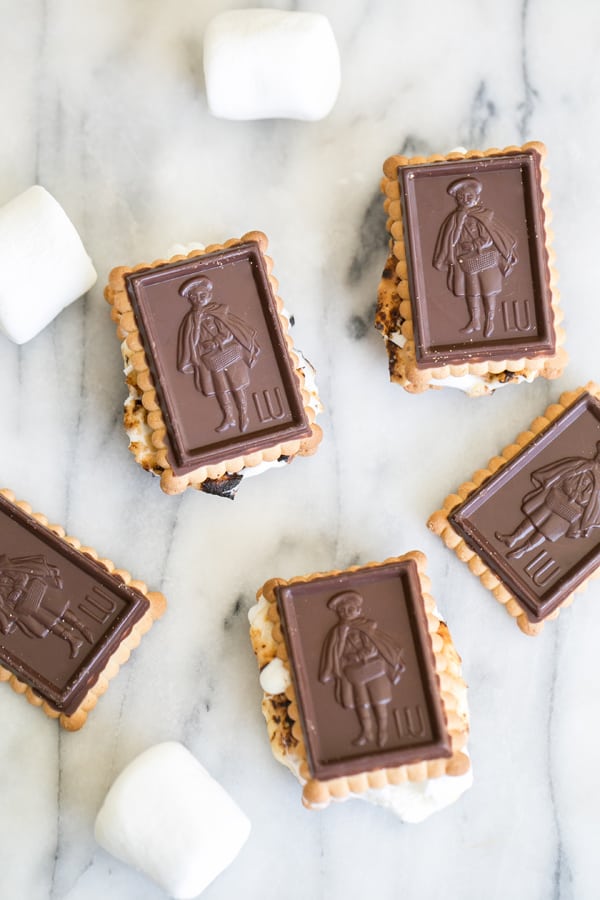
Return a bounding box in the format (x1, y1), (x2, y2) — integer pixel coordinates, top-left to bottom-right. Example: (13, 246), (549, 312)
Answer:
(95, 742), (250, 899)
(204, 9), (341, 121)
(0, 185), (97, 344)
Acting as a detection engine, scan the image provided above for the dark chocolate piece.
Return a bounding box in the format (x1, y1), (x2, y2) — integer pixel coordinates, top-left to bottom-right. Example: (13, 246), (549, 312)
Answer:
(201, 473), (243, 500)
(0, 495), (149, 715)
(399, 150), (555, 366)
(126, 242), (311, 475)
(276, 561), (450, 780)
(450, 392), (600, 622)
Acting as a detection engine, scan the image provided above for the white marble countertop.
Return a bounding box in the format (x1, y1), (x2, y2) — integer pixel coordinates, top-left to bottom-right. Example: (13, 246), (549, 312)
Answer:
(1, 1), (600, 898)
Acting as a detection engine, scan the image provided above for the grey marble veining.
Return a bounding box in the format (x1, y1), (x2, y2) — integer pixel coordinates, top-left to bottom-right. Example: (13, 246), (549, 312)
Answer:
(1, 1), (600, 898)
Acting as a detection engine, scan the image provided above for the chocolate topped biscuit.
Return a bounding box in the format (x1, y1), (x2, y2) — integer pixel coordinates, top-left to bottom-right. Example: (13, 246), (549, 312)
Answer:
(0, 489), (166, 728)
(377, 143), (567, 395)
(276, 560), (451, 781)
(125, 242), (311, 473)
(249, 553), (471, 818)
(106, 233), (322, 496)
(401, 152), (554, 364)
(429, 384), (600, 634)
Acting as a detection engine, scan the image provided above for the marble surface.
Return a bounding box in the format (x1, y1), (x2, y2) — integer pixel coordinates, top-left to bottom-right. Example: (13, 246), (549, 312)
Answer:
(1, 1), (600, 898)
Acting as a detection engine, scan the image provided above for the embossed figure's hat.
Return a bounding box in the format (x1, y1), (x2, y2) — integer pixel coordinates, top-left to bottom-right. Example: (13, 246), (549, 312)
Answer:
(328, 590), (363, 613)
(179, 275), (213, 299)
(447, 176), (482, 198)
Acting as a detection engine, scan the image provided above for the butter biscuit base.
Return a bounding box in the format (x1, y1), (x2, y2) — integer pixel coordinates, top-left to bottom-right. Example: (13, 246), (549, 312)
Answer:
(250, 552), (470, 810)
(0, 489), (166, 730)
(105, 232), (322, 495)
(428, 383), (600, 635)
(376, 142), (567, 396)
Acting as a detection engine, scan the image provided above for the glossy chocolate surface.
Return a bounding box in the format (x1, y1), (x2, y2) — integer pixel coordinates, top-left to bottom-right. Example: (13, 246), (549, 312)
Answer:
(126, 242), (310, 475)
(451, 392), (600, 622)
(0, 495), (149, 714)
(399, 150), (555, 366)
(276, 561), (450, 780)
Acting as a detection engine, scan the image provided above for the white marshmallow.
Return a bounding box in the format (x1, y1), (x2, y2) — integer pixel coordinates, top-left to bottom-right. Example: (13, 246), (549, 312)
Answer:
(94, 742), (251, 899)
(259, 656), (291, 694)
(203, 9), (341, 121)
(0, 186), (97, 344)
(166, 242), (206, 258)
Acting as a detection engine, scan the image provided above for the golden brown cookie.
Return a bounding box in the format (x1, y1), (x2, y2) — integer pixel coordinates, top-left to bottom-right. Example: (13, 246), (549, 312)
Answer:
(106, 233), (322, 496)
(377, 143), (566, 395)
(249, 552), (471, 819)
(105, 231), (322, 497)
(429, 384), (600, 634)
(0, 489), (166, 729)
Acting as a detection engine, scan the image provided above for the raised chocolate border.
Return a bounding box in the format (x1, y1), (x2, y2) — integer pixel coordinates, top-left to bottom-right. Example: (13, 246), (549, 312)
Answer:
(400, 151), (555, 366)
(105, 233), (322, 494)
(276, 560), (451, 781)
(376, 142), (567, 395)
(428, 384), (600, 635)
(250, 553), (470, 810)
(125, 242), (311, 473)
(0, 489), (166, 729)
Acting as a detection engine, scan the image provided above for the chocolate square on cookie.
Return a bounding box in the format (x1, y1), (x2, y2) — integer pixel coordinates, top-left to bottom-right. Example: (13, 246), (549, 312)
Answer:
(377, 142), (566, 395)
(429, 384), (600, 634)
(249, 553), (471, 819)
(105, 232), (322, 496)
(0, 489), (165, 729)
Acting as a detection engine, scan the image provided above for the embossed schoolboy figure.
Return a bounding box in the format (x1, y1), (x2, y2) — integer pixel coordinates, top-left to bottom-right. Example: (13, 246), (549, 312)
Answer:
(319, 591), (405, 748)
(177, 276), (260, 433)
(0, 554), (93, 658)
(496, 442), (600, 559)
(433, 176), (518, 338)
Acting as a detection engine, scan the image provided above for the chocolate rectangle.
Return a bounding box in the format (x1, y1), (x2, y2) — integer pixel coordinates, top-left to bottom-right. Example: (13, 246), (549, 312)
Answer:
(276, 561), (450, 780)
(399, 150), (555, 366)
(450, 392), (600, 622)
(0, 495), (149, 714)
(126, 242), (310, 474)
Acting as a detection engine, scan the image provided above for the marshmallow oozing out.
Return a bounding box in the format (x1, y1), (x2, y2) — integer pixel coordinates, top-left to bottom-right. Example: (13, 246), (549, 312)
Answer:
(203, 9), (341, 121)
(0, 185), (97, 344)
(94, 742), (251, 899)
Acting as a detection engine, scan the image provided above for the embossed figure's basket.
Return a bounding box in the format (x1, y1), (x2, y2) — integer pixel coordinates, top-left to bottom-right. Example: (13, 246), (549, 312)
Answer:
(344, 658), (387, 685)
(460, 249), (499, 274)
(202, 343), (242, 373)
